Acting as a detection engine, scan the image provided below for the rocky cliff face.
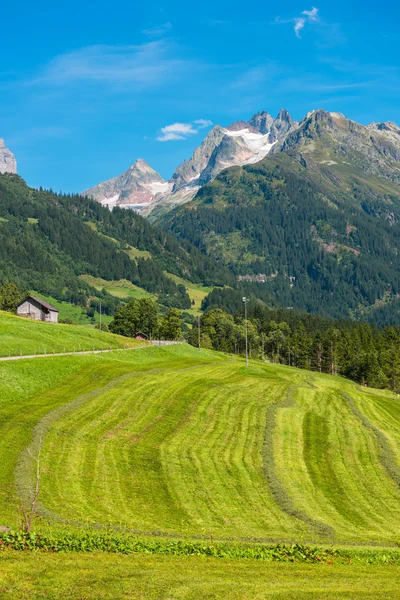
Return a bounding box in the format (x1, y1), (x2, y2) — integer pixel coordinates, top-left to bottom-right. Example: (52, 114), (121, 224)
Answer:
(271, 109), (400, 185)
(0, 139), (17, 174)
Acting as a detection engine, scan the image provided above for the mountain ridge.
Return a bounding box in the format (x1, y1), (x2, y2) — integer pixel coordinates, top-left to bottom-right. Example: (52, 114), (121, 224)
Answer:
(82, 109), (299, 216)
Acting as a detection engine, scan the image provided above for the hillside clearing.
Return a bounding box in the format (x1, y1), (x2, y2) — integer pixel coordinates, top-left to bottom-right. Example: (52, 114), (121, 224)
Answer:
(1, 336), (400, 545)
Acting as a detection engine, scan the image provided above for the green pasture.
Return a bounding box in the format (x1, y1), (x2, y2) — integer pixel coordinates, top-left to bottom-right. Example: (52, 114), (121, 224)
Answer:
(1, 552), (400, 599)
(1, 332), (400, 546)
(79, 274), (154, 301)
(0, 311), (142, 357)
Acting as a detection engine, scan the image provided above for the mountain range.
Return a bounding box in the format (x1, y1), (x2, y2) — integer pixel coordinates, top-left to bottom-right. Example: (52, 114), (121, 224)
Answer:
(82, 108), (400, 221)
(82, 109), (298, 217)
(3, 107), (400, 324)
(160, 109), (400, 323)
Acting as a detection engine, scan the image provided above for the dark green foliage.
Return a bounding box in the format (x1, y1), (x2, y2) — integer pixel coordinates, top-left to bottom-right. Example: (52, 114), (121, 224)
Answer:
(0, 282), (21, 311)
(0, 174), (197, 311)
(109, 298), (159, 339)
(65, 192), (232, 287)
(163, 156), (400, 325)
(2, 530), (400, 564)
(159, 309), (182, 340)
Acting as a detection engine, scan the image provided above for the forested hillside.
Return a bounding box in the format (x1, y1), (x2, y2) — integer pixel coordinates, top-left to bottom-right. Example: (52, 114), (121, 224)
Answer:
(163, 153), (400, 325)
(0, 174), (231, 314)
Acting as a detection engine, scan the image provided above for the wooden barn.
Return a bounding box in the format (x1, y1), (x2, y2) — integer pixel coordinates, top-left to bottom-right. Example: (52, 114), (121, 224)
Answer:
(16, 295), (59, 323)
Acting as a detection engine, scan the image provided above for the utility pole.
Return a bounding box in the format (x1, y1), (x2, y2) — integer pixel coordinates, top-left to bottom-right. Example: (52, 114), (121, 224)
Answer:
(198, 315), (201, 350)
(99, 299), (102, 331)
(243, 297), (249, 367)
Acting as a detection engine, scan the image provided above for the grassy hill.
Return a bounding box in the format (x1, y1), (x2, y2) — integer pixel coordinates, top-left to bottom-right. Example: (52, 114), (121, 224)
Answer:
(0, 311), (142, 356)
(3, 314), (400, 597)
(1, 322), (400, 546)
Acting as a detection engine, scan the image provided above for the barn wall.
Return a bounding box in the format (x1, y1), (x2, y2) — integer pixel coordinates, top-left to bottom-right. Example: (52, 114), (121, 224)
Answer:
(48, 310), (59, 323)
(17, 299), (59, 323)
(17, 300), (43, 320)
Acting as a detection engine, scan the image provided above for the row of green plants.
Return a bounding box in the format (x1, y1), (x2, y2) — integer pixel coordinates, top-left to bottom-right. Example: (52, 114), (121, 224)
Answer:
(1, 530), (400, 564)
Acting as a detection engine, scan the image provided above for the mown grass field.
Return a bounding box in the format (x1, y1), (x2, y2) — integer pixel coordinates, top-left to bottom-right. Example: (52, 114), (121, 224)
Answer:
(1, 337), (400, 545)
(2, 552), (400, 599)
(3, 320), (400, 597)
(0, 311), (142, 356)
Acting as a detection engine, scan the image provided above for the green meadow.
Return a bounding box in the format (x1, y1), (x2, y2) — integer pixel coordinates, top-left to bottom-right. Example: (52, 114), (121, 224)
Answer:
(3, 313), (400, 596)
(2, 553), (400, 599)
(0, 311), (142, 356)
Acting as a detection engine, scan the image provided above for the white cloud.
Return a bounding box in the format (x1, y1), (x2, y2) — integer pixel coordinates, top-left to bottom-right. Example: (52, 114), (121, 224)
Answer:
(32, 41), (186, 88)
(302, 7), (319, 20)
(295, 7), (319, 37)
(276, 7), (320, 38)
(157, 119), (213, 141)
(294, 18), (306, 38)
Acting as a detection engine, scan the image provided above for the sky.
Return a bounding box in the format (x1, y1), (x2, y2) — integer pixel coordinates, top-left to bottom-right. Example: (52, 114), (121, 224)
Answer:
(1, 0), (399, 192)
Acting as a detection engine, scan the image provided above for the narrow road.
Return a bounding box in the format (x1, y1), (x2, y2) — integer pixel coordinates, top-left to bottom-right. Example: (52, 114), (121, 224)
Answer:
(0, 341), (182, 362)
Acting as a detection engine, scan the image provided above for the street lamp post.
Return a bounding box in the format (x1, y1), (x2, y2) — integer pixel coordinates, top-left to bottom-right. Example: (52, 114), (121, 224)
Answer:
(198, 315), (201, 350)
(243, 297), (249, 367)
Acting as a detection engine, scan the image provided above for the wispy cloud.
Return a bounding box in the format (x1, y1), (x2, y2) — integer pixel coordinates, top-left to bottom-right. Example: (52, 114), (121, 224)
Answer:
(142, 22), (172, 38)
(157, 119), (213, 141)
(32, 41), (187, 88)
(276, 6), (320, 38)
(294, 7), (319, 38)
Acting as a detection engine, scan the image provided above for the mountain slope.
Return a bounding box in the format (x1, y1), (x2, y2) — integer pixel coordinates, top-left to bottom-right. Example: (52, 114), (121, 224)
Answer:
(161, 127), (400, 324)
(0, 173), (231, 313)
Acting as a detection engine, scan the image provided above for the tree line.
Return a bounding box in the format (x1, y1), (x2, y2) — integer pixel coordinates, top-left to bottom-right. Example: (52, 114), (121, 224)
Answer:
(109, 298), (182, 340)
(188, 303), (400, 392)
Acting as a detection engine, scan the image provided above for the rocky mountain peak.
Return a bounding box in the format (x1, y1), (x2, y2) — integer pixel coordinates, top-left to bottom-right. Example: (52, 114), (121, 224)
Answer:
(128, 158), (165, 182)
(225, 120), (258, 133)
(0, 138), (17, 175)
(249, 111), (274, 135)
(276, 108), (293, 122)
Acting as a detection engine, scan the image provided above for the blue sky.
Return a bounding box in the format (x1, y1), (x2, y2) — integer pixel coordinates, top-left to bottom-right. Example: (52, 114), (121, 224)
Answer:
(1, 0), (399, 192)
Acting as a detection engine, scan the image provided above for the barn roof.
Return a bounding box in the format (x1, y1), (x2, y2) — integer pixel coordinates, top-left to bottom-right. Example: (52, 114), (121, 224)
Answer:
(18, 295), (59, 312)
